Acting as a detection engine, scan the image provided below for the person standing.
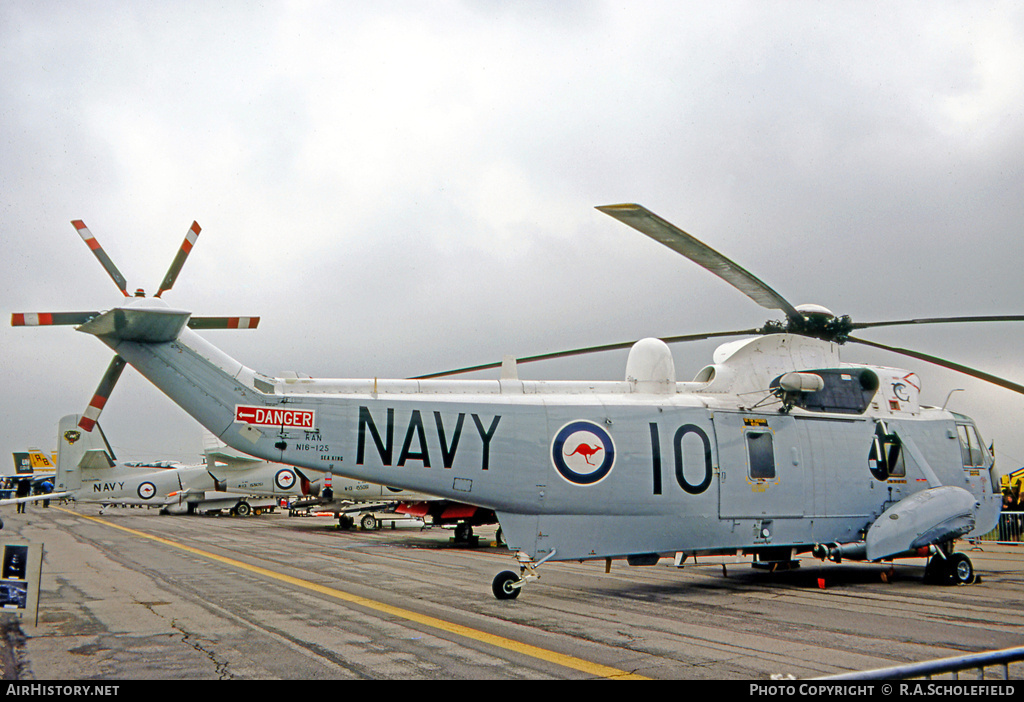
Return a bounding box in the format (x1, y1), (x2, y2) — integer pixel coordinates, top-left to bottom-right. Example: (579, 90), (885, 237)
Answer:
(15, 478), (30, 514)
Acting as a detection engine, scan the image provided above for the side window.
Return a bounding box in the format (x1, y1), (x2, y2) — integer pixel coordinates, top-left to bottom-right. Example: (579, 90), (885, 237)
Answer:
(869, 422), (905, 480)
(885, 437), (906, 477)
(746, 431), (775, 479)
(957, 425), (972, 466)
(971, 426), (988, 467)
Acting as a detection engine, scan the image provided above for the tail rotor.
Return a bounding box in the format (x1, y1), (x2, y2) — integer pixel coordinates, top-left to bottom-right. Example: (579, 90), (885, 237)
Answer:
(12, 218), (261, 430)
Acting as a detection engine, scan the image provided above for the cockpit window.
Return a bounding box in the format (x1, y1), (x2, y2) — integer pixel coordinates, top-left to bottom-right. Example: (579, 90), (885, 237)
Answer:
(957, 424), (988, 468)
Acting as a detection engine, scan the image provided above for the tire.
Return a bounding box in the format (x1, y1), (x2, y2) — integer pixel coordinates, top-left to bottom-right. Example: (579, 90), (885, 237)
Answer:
(235, 501), (252, 517)
(924, 555), (945, 584)
(492, 570), (521, 600)
(360, 514), (378, 531)
(948, 553), (976, 585)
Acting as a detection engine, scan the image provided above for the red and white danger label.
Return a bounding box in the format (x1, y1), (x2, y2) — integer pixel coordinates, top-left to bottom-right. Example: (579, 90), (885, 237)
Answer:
(235, 405), (316, 429)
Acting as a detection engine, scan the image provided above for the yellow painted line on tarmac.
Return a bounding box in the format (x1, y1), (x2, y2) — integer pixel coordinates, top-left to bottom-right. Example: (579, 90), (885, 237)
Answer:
(57, 507), (647, 680)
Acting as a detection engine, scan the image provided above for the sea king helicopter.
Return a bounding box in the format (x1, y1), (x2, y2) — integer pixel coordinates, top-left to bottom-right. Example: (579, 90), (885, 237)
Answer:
(13, 205), (1021, 599)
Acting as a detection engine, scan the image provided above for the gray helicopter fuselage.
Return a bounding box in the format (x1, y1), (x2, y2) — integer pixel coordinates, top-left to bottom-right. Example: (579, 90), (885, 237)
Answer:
(101, 327), (1001, 563)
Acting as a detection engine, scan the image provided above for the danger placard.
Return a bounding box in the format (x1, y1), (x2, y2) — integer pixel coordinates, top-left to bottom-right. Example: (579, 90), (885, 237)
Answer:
(235, 405), (316, 429)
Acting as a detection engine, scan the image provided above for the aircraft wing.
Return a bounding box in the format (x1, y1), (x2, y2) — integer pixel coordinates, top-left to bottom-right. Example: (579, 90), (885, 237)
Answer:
(206, 453), (262, 470)
(203, 430), (262, 469)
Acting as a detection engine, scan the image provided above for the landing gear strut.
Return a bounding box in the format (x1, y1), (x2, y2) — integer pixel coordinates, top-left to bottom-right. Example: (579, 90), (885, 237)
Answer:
(491, 549), (557, 600)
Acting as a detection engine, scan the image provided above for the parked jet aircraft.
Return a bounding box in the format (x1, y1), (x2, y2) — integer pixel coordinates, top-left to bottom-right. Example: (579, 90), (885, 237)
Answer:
(48, 414), (318, 515)
(7, 450), (57, 494)
(14, 206), (1018, 598)
(207, 431), (496, 540)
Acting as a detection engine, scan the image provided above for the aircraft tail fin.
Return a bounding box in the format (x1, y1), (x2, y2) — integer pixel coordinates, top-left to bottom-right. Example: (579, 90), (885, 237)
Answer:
(10, 449), (54, 476)
(56, 415), (116, 493)
(26, 449), (55, 471)
(11, 452), (31, 476)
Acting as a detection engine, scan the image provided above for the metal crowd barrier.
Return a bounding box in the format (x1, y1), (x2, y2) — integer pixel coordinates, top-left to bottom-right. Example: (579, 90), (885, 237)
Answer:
(973, 511), (1024, 543)
(812, 646), (1024, 680)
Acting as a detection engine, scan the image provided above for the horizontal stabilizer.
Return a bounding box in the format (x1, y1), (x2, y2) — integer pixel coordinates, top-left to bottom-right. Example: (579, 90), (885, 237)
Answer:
(76, 304), (191, 342)
(79, 448), (115, 471)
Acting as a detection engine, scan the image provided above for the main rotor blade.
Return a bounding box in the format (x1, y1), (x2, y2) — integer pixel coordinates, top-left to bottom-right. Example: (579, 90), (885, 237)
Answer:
(847, 335), (1024, 395)
(187, 316), (260, 330)
(156, 221), (201, 298)
(12, 312), (100, 327)
(79, 355), (126, 432)
(851, 314), (1024, 330)
(412, 328), (761, 379)
(597, 204), (803, 326)
(72, 220), (128, 296)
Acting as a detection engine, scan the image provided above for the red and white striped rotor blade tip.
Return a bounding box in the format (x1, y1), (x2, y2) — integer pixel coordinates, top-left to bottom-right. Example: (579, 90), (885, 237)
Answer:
(71, 220), (129, 296)
(11, 312), (99, 326)
(187, 316), (260, 329)
(156, 221), (201, 298)
(78, 356), (127, 432)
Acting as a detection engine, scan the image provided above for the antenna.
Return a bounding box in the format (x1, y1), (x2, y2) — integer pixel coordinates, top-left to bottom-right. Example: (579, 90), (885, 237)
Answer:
(941, 388), (965, 410)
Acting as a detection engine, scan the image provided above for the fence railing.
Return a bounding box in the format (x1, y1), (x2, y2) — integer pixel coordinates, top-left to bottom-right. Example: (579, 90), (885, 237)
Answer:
(972, 511), (1024, 543)
(812, 646), (1024, 680)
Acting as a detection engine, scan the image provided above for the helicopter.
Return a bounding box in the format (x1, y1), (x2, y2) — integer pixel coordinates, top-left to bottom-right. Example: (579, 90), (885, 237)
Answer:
(13, 205), (1021, 599)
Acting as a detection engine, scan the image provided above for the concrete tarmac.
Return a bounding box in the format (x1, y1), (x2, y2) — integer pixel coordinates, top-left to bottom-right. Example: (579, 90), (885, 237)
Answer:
(1, 501), (1023, 680)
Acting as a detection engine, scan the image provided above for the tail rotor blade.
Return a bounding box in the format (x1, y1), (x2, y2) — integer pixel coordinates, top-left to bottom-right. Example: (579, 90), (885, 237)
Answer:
(79, 355), (127, 432)
(187, 316), (260, 330)
(72, 220), (129, 296)
(156, 221), (201, 298)
(12, 312), (100, 327)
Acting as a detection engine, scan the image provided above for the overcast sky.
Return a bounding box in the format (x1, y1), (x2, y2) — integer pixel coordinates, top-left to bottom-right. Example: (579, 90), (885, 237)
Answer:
(3, 2), (1024, 479)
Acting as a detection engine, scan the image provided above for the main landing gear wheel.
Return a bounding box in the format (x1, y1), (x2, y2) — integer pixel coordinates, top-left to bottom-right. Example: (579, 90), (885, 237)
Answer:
(492, 571), (522, 600)
(360, 514), (378, 531)
(234, 501), (251, 517)
(947, 553), (976, 585)
(925, 551), (975, 585)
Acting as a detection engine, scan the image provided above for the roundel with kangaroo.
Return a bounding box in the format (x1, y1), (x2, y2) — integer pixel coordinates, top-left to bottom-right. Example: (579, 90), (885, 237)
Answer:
(550, 420), (616, 486)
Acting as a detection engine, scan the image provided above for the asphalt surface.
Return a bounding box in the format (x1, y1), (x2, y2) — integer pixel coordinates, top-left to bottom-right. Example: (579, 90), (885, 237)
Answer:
(1, 501), (1023, 680)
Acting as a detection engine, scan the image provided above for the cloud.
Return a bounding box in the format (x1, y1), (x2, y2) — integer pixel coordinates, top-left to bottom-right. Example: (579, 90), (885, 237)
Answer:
(3, 1), (1024, 478)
